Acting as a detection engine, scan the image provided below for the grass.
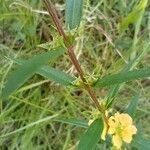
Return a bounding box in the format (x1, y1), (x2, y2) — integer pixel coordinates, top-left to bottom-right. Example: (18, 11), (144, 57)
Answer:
(0, 0), (150, 149)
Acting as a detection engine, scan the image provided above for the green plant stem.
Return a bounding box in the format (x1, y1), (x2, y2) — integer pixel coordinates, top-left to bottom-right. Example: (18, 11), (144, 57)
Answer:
(43, 0), (108, 126)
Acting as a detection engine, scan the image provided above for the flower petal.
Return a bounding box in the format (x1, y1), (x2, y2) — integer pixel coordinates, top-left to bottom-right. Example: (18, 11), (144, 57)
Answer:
(122, 135), (132, 143)
(122, 125), (137, 143)
(108, 116), (117, 134)
(130, 125), (137, 134)
(101, 122), (107, 140)
(112, 134), (122, 149)
(118, 113), (133, 126)
(108, 112), (137, 149)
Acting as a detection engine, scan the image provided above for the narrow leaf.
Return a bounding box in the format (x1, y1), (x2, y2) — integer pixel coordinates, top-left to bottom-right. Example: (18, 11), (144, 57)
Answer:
(38, 66), (75, 86)
(126, 93), (139, 118)
(2, 48), (65, 98)
(105, 46), (150, 108)
(94, 68), (150, 88)
(12, 58), (75, 86)
(65, 0), (83, 30)
(78, 118), (103, 150)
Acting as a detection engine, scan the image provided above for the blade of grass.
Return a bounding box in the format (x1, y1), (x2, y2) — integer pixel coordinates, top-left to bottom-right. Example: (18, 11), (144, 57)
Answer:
(16, 80), (49, 93)
(119, 0), (148, 30)
(54, 118), (88, 128)
(0, 114), (59, 138)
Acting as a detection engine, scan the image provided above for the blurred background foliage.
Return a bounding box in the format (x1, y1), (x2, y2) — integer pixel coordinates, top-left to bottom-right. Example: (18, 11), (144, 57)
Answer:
(0, 0), (150, 149)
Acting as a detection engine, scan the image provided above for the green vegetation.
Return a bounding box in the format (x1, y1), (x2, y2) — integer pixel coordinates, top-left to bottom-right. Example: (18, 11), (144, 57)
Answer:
(0, 0), (150, 149)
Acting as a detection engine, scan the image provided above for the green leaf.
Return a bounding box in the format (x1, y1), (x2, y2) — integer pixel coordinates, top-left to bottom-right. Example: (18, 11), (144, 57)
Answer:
(12, 58), (75, 86)
(65, 0), (83, 30)
(94, 68), (150, 88)
(38, 66), (75, 86)
(126, 93), (139, 118)
(132, 133), (150, 150)
(105, 46), (150, 108)
(2, 48), (65, 98)
(78, 118), (103, 150)
(54, 118), (88, 128)
(120, 0), (148, 30)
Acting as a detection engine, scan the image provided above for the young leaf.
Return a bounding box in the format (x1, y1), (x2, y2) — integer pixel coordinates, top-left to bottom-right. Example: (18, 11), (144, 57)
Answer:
(94, 68), (150, 88)
(126, 93), (139, 118)
(78, 118), (103, 150)
(2, 48), (65, 98)
(38, 66), (75, 86)
(65, 0), (83, 30)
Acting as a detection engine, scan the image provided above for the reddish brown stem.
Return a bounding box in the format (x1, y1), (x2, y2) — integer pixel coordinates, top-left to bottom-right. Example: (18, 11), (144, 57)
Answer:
(43, 0), (67, 41)
(43, 0), (108, 124)
(67, 46), (85, 82)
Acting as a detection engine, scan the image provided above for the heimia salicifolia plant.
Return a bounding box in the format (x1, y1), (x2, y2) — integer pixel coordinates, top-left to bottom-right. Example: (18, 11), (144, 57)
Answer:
(2, 0), (150, 149)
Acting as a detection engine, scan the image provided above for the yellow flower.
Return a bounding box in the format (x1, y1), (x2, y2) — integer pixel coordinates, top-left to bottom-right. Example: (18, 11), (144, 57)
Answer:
(108, 112), (137, 149)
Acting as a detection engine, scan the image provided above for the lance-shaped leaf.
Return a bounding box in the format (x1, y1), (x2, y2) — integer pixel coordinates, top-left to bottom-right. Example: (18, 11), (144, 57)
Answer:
(13, 59), (75, 86)
(11, 59), (76, 86)
(78, 118), (103, 150)
(65, 0), (83, 30)
(94, 68), (150, 88)
(105, 46), (150, 108)
(38, 66), (75, 86)
(2, 48), (65, 98)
